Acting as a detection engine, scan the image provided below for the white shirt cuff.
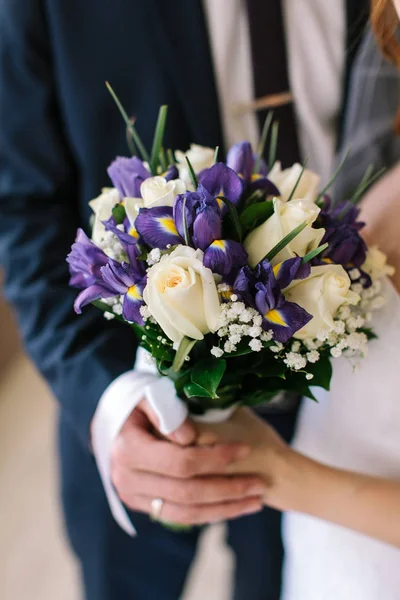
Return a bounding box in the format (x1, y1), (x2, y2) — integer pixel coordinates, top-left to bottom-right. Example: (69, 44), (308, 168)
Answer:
(91, 348), (188, 536)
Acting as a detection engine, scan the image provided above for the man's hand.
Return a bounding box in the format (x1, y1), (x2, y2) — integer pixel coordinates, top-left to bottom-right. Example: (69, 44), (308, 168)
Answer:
(110, 400), (264, 525)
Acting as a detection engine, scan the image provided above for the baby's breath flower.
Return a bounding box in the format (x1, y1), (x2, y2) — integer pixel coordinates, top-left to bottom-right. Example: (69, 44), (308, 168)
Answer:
(104, 311), (115, 320)
(291, 341), (301, 353)
(306, 350), (320, 363)
(249, 339), (262, 352)
(211, 346), (224, 358)
(305, 373), (314, 380)
(330, 347), (342, 358)
(284, 352), (307, 370)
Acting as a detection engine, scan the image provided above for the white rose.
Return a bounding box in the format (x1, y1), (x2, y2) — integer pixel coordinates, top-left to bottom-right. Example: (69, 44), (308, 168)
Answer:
(175, 144), (215, 186)
(362, 246), (395, 281)
(268, 162), (320, 203)
(123, 176), (186, 216)
(284, 265), (360, 340)
(143, 246), (220, 343)
(244, 198), (325, 266)
(89, 187), (120, 245)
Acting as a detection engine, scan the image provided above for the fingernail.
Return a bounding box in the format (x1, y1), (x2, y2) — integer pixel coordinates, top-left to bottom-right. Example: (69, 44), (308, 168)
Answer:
(233, 446), (251, 461)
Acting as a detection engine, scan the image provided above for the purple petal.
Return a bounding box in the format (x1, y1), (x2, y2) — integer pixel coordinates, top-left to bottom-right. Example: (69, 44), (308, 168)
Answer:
(232, 266), (256, 308)
(199, 163), (244, 205)
(122, 278), (146, 324)
(227, 142), (254, 182)
(164, 165), (179, 181)
(74, 284), (116, 314)
(204, 240), (248, 277)
(262, 301), (312, 344)
(192, 203), (222, 250)
(107, 156), (150, 198)
(273, 258), (311, 289)
(173, 192), (199, 240)
(135, 207), (182, 249)
(248, 176), (280, 196)
(67, 228), (109, 288)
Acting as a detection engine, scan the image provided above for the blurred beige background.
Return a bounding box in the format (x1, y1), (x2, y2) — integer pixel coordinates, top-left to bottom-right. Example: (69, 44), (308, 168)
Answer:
(0, 284), (233, 600)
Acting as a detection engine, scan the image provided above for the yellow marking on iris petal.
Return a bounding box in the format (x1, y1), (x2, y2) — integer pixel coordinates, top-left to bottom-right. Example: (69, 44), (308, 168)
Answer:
(217, 197), (224, 210)
(159, 217), (179, 235)
(264, 309), (288, 327)
(273, 262), (283, 278)
(127, 284), (142, 301)
(251, 173), (262, 182)
(211, 239), (226, 250)
(129, 226), (139, 239)
(322, 257), (333, 264)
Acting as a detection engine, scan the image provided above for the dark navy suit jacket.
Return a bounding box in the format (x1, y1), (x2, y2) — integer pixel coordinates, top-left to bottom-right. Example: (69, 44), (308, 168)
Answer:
(0, 0), (368, 448)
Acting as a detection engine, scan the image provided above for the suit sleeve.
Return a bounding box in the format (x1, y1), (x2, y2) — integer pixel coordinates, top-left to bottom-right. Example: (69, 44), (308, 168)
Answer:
(0, 1), (137, 446)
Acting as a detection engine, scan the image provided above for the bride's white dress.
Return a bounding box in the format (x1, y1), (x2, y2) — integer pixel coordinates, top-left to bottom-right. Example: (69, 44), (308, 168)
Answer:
(282, 279), (400, 600)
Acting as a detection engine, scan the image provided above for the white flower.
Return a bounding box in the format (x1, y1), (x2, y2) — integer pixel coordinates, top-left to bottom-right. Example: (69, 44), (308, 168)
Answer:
(211, 346), (224, 358)
(89, 187), (121, 245)
(143, 246), (220, 343)
(307, 350), (320, 363)
(147, 248), (162, 266)
(362, 246), (395, 281)
(249, 339), (263, 352)
(284, 265), (360, 340)
(244, 198), (325, 266)
(331, 347), (342, 358)
(305, 373), (314, 380)
(175, 144), (215, 186)
(268, 162), (320, 203)
(284, 352), (307, 370)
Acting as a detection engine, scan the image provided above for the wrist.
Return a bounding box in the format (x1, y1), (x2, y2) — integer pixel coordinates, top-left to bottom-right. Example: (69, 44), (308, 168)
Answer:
(262, 447), (324, 513)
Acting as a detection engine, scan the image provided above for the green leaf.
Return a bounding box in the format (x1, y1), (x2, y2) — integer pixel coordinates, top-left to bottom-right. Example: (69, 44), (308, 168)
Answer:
(185, 156), (198, 189)
(172, 337), (197, 373)
(213, 146), (220, 164)
(112, 203), (126, 224)
(316, 149), (350, 203)
(159, 147), (168, 171)
(218, 196), (242, 242)
(105, 82), (151, 166)
(184, 382), (214, 399)
(167, 148), (176, 166)
(255, 111), (273, 173)
(240, 201), (274, 235)
(244, 188), (265, 208)
(150, 105), (168, 174)
(302, 242), (329, 264)
(264, 220), (308, 262)
(286, 159), (309, 203)
(347, 166), (386, 208)
(268, 120), (280, 170)
(306, 354), (333, 390)
(190, 358), (227, 399)
(358, 327), (378, 341)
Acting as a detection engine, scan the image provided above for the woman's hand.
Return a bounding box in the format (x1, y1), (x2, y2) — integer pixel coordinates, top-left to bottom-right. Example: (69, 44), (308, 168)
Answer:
(195, 408), (297, 511)
(196, 408), (400, 548)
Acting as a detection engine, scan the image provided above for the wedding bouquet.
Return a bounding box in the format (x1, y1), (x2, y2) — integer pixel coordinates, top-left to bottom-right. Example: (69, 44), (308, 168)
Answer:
(67, 89), (392, 423)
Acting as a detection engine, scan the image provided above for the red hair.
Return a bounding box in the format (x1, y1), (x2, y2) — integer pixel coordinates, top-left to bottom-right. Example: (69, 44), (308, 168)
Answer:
(370, 0), (400, 132)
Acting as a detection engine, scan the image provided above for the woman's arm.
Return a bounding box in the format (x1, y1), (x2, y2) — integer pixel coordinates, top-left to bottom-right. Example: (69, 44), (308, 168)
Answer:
(360, 162), (400, 291)
(197, 408), (400, 548)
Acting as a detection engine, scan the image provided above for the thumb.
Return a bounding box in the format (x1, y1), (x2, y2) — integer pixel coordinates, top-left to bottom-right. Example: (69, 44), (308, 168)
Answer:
(138, 398), (196, 446)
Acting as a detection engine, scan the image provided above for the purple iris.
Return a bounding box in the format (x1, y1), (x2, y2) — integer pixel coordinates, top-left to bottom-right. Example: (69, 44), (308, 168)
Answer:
(318, 199), (367, 268)
(233, 258), (312, 343)
(204, 240), (248, 280)
(67, 229), (109, 289)
(68, 229), (147, 324)
(108, 156), (150, 198)
(198, 162), (244, 206)
(227, 141), (279, 195)
(100, 260), (147, 323)
(174, 186), (222, 249)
